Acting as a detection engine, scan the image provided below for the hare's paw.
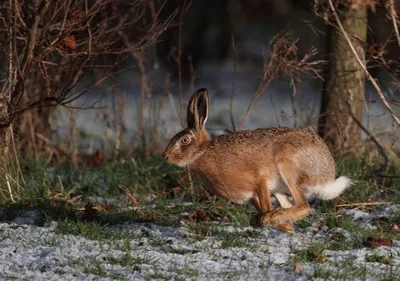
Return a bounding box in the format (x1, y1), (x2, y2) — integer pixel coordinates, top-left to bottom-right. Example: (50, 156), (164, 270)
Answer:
(260, 210), (296, 234)
(260, 209), (287, 225)
(250, 211), (295, 233)
(273, 221), (295, 234)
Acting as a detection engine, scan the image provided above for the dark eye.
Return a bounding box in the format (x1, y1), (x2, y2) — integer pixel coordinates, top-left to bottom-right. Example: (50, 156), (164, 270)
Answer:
(180, 136), (190, 145)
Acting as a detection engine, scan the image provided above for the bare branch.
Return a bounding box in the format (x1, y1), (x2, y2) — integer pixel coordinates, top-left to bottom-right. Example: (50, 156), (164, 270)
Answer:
(237, 34), (324, 130)
(387, 0), (400, 48)
(229, 34), (237, 132)
(0, 0), (178, 131)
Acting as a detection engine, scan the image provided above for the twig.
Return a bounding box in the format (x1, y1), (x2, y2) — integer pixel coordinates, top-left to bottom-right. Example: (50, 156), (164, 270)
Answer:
(58, 175), (65, 194)
(178, 0), (186, 128)
(345, 99), (389, 175)
(336, 201), (392, 208)
(229, 34), (237, 132)
(5, 174), (14, 202)
(328, 0), (400, 127)
(388, 0), (400, 48)
(9, 124), (25, 185)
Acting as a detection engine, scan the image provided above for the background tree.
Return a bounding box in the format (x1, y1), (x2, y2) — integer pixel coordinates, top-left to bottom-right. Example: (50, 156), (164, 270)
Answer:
(318, 0), (369, 156)
(317, 0), (400, 157)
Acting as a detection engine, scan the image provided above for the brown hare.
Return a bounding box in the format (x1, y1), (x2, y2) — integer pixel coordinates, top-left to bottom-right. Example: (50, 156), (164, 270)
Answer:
(163, 88), (351, 233)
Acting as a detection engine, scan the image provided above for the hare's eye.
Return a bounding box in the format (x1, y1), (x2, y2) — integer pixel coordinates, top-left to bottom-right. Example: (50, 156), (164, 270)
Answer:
(180, 136), (190, 145)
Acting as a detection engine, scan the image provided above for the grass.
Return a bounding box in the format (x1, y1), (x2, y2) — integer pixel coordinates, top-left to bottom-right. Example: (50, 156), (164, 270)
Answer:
(1, 153), (399, 214)
(335, 157), (400, 204)
(55, 220), (136, 240)
(294, 243), (327, 263)
(365, 252), (393, 265)
(1, 155), (397, 226)
(311, 261), (400, 280)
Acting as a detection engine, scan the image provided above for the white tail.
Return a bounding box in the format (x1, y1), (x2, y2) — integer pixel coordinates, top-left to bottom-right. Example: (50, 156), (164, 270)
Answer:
(306, 176), (352, 200)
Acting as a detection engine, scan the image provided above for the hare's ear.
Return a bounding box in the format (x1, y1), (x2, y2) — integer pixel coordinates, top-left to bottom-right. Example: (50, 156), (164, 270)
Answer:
(187, 88), (209, 131)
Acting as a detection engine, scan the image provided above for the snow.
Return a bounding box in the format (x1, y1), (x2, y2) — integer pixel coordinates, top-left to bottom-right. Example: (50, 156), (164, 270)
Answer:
(0, 206), (399, 280)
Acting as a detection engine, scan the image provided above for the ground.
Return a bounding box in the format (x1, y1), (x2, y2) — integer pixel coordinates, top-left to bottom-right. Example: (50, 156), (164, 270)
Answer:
(0, 156), (399, 280)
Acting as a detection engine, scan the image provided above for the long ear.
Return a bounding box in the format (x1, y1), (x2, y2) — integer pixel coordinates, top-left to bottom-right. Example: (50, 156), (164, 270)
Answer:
(187, 88), (209, 131)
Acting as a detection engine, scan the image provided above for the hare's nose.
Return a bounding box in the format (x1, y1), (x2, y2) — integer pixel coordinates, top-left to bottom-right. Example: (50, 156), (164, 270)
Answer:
(164, 155), (169, 162)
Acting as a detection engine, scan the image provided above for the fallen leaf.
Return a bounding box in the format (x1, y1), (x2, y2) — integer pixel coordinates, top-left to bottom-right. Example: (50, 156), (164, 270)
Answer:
(393, 224), (400, 233)
(92, 204), (109, 214)
(9, 225), (24, 230)
(314, 254), (328, 263)
(187, 208), (211, 222)
(88, 150), (105, 166)
(365, 237), (393, 248)
(331, 232), (341, 241)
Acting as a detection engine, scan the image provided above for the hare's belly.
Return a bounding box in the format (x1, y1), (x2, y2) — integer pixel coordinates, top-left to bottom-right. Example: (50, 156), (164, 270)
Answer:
(204, 183), (256, 204)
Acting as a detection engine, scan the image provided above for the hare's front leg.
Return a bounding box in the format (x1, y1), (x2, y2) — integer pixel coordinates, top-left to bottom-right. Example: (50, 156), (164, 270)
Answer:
(259, 163), (311, 229)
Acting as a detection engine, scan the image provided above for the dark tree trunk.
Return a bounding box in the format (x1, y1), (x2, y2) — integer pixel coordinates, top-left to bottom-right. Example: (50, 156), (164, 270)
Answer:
(319, 3), (368, 156)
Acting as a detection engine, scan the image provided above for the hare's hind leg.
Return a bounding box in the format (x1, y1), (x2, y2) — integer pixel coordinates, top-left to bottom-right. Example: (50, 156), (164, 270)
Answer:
(260, 163), (311, 228)
(250, 179), (295, 233)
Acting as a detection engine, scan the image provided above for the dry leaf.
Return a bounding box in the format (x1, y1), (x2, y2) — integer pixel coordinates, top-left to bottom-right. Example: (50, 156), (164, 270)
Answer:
(393, 224), (400, 233)
(88, 150), (105, 166)
(187, 208), (211, 222)
(9, 225), (24, 230)
(365, 237), (393, 248)
(331, 232), (342, 241)
(57, 35), (77, 52)
(61, 35), (77, 51)
(92, 204), (109, 214)
(315, 254), (328, 263)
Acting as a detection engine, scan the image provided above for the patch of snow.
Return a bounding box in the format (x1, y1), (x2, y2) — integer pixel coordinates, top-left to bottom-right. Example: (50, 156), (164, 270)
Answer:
(0, 205), (399, 280)
(342, 209), (372, 222)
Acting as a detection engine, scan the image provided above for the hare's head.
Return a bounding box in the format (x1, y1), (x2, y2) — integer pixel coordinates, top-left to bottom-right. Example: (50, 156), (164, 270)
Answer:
(164, 88), (211, 167)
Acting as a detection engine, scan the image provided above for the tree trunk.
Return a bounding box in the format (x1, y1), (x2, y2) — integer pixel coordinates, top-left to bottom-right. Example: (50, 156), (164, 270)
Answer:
(319, 3), (367, 156)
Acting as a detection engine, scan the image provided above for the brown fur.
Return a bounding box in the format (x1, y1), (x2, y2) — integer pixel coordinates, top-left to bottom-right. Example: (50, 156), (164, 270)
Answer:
(164, 89), (343, 233)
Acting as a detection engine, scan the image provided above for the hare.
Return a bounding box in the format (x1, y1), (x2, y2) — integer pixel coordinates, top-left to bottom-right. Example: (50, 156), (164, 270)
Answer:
(163, 88), (351, 233)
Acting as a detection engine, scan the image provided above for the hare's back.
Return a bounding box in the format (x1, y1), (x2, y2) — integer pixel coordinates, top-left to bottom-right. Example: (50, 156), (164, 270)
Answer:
(262, 127), (336, 184)
(213, 127), (322, 148)
(212, 127), (335, 178)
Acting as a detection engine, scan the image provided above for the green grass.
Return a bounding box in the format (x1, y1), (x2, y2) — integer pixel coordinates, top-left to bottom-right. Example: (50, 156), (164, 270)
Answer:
(365, 252), (393, 265)
(55, 220), (135, 240)
(1, 153), (399, 215)
(311, 261), (400, 281)
(335, 157), (400, 204)
(294, 243), (327, 263)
